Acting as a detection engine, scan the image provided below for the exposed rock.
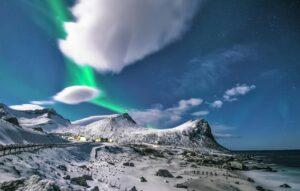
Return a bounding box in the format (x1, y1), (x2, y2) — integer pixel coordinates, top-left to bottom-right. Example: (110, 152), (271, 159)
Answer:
(279, 183), (291, 188)
(0, 178), (25, 191)
(79, 165), (90, 171)
(82, 175), (93, 181)
(131, 145), (164, 158)
(63, 175), (70, 180)
(90, 186), (100, 191)
(129, 186), (138, 191)
(156, 169), (174, 178)
(123, 162), (135, 167)
(229, 161), (245, 170)
(175, 182), (188, 188)
(0, 175), (60, 191)
(70, 176), (90, 187)
(256, 186), (266, 191)
(57, 165), (67, 171)
(247, 177), (255, 183)
(2, 116), (19, 126)
(265, 166), (277, 172)
(139, 176), (147, 182)
(33, 127), (44, 132)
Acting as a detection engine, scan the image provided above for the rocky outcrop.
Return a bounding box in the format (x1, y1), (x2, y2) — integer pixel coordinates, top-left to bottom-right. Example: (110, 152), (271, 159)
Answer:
(127, 119), (229, 152)
(156, 169), (174, 178)
(0, 175), (60, 191)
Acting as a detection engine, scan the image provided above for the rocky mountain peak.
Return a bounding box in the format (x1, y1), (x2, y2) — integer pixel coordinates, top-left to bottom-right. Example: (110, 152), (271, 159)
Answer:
(113, 113), (137, 125)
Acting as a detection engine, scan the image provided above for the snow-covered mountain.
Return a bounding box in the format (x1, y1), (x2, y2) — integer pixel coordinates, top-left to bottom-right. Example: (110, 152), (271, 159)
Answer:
(60, 113), (141, 138)
(65, 113), (226, 152)
(0, 103), (71, 132)
(0, 119), (66, 145)
(0, 102), (226, 151)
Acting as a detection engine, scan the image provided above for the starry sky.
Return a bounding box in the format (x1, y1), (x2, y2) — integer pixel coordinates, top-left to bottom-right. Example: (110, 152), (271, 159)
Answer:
(0, 0), (300, 150)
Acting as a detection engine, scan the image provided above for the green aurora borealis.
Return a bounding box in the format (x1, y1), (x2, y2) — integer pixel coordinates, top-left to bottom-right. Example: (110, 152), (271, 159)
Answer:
(47, 0), (126, 113)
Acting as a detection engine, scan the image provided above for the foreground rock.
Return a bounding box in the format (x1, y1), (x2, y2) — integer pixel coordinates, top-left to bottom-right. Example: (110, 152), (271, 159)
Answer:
(0, 175), (60, 191)
(279, 183), (291, 188)
(70, 175), (92, 188)
(156, 169), (174, 178)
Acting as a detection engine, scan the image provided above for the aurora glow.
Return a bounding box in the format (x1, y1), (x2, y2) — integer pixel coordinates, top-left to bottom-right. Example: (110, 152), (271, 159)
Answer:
(1, 0), (300, 150)
(46, 0), (126, 113)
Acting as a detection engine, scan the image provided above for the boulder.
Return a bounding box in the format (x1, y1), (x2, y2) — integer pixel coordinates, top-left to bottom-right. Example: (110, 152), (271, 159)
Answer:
(229, 161), (245, 170)
(256, 186), (265, 191)
(33, 127), (44, 132)
(57, 165), (67, 171)
(90, 186), (100, 191)
(156, 169), (174, 178)
(175, 182), (188, 188)
(63, 175), (70, 180)
(70, 176), (89, 187)
(129, 186), (138, 191)
(279, 183), (291, 188)
(123, 162), (135, 167)
(247, 177), (255, 183)
(0, 178), (25, 191)
(140, 177), (147, 182)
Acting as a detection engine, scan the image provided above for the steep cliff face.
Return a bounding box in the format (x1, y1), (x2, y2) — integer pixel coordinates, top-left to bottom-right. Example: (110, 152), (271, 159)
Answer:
(127, 119), (228, 152)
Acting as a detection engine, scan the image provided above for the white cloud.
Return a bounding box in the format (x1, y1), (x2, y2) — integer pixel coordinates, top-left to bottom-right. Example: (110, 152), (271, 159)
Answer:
(167, 98), (203, 114)
(211, 100), (223, 108)
(59, 0), (200, 73)
(214, 133), (239, 139)
(53, 86), (100, 104)
(30, 100), (55, 105)
(223, 84), (256, 101)
(130, 98), (202, 128)
(192, 110), (209, 116)
(10, 104), (44, 111)
(211, 124), (239, 139)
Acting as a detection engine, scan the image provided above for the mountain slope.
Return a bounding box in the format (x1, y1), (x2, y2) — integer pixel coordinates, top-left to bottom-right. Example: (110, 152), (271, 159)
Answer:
(0, 103), (71, 132)
(130, 119), (228, 152)
(66, 113), (227, 152)
(0, 119), (66, 145)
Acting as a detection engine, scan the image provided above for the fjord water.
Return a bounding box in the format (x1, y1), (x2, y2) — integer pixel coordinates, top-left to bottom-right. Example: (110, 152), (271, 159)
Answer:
(238, 150), (300, 191)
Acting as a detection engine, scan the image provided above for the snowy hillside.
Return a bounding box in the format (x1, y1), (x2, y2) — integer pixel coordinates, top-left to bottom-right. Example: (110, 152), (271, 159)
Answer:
(59, 113), (141, 138)
(0, 103), (71, 132)
(64, 113), (226, 152)
(0, 119), (66, 145)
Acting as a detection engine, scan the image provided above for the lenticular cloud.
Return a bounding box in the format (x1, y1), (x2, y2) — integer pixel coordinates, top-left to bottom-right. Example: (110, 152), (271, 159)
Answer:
(53, 86), (100, 105)
(59, 0), (200, 73)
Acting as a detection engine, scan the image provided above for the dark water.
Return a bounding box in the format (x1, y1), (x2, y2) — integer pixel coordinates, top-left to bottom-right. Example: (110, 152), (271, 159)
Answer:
(235, 149), (300, 168)
(234, 150), (300, 191)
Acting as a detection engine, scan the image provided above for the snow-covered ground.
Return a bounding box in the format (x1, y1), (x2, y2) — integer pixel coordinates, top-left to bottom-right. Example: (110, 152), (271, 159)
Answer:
(0, 103), (262, 191)
(0, 142), (258, 191)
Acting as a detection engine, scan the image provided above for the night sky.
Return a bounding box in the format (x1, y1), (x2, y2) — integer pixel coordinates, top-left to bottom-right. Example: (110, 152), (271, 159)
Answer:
(0, 0), (300, 150)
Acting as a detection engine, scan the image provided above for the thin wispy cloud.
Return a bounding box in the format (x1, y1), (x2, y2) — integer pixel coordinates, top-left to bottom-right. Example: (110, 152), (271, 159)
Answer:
(130, 98), (203, 128)
(211, 124), (239, 139)
(223, 84), (256, 102)
(192, 110), (209, 116)
(30, 100), (55, 105)
(10, 104), (44, 111)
